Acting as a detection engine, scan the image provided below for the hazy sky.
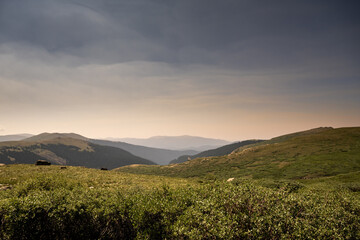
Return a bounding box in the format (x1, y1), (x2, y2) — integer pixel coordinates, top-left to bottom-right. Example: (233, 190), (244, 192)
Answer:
(0, 0), (359, 140)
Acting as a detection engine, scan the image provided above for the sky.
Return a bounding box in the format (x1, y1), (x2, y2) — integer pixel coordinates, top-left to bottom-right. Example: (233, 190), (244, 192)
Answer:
(0, 0), (359, 141)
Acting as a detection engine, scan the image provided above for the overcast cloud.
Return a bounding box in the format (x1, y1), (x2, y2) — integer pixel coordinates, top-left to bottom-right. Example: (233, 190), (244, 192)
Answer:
(0, 0), (359, 139)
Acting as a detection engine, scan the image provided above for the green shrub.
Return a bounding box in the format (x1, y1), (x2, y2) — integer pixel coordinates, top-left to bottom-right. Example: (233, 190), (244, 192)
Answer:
(0, 166), (359, 239)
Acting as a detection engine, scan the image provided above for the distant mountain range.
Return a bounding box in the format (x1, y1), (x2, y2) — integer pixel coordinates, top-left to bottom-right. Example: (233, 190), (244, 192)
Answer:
(170, 139), (264, 164)
(117, 127), (360, 180)
(113, 135), (231, 151)
(0, 134), (155, 169)
(0, 133), (234, 165)
(2, 127), (358, 179)
(0, 133), (209, 166)
(89, 139), (198, 165)
(0, 134), (33, 142)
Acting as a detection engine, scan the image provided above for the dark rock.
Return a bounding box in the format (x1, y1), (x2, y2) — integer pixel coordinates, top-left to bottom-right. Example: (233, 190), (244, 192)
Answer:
(35, 160), (51, 165)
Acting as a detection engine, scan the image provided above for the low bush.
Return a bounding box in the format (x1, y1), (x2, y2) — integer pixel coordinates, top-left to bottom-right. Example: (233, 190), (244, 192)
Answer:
(0, 179), (359, 239)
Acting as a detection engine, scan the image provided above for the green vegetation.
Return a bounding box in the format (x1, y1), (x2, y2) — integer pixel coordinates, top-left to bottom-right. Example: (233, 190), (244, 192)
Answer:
(117, 127), (360, 180)
(0, 164), (359, 239)
(170, 139), (264, 164)
(0, 127), (359, 239)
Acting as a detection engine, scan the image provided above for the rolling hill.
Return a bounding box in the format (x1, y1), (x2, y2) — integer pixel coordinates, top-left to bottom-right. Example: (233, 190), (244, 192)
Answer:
(24, 132), (87, 142)
(22, 133), (199, 165)
(116, 127), (360, 180)
(0, 133), (155, 169)
(170, 139), (264, 164)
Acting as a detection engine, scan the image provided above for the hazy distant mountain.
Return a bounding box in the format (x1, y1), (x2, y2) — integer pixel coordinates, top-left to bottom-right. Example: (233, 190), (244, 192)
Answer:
(115, 135), (231, 150)
(170, 140), (265, 164)
(20, 132), (200, 165)
(90, 139), (198, 165)
(0, 134), (33, 142)
(0, 133), (155, 169)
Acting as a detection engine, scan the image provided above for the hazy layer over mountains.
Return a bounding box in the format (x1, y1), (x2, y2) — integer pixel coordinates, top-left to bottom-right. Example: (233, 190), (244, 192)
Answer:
(0, 134), (33, 142)
(0, 133), (232, 165)
(112, 136), (231, 151)
(90, 139), (197, 165)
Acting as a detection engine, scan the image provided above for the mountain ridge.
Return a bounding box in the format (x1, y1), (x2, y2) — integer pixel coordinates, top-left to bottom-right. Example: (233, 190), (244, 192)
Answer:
(114, 135), (230, 150)
(0, 132), (202, 166)
(116, 127), (360, 180)
(90, 139), (198, 165)
(0, 134), (155, 169)
(170, 139), (265, 164)
(24, 132), (88, 142)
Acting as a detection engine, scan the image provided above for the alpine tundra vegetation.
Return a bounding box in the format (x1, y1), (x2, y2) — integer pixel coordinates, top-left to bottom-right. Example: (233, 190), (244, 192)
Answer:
(0, 127), (359, 239)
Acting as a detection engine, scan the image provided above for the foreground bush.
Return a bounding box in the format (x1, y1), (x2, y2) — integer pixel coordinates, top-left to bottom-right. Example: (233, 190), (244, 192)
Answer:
(0, 176), (359, 240)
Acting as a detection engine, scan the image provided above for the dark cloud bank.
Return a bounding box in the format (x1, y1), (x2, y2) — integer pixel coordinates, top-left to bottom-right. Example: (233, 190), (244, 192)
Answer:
(1, 0), (359, 70)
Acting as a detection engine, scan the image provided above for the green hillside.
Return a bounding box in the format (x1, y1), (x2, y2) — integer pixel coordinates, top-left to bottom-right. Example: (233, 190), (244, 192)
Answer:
(117, 127), (360, 180)
(0, 134), (155, 169)
(170, 140), (264, 164)
(1, 128), (359, 239)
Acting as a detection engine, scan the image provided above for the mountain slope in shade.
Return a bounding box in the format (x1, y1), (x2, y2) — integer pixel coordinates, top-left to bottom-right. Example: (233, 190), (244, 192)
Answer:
(116, 127), (360, 180)
(116, 135), (230, 150)
(23, 133), (199, 165)
(0, 134), (33, 142)
(170, 139), (265, 164)
(90, 139), (198, 165)
(0, 134), (155, 169)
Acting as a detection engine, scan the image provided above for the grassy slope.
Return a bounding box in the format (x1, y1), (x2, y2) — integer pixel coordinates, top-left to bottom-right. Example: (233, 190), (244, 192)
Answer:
(0, 138), (155, 169)
(0, 164), (194, 190)
(1, 128), (359, 239)
(169, 140), (264, 164)
(116, 127), (360, 180)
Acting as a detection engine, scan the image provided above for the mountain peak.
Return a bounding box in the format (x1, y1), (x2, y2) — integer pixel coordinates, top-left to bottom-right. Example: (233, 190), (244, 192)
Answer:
(24, 132), (88, 142)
